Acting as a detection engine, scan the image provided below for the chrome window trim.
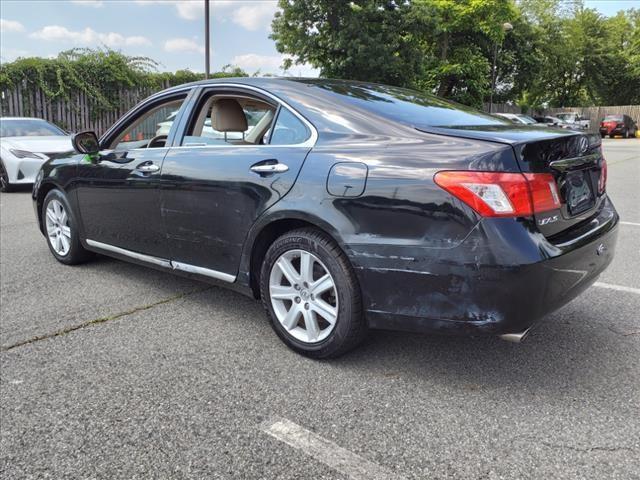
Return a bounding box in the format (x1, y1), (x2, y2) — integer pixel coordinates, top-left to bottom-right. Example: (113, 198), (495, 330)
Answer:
(85, 239), (236, 283)
(174, 83), (318, 149)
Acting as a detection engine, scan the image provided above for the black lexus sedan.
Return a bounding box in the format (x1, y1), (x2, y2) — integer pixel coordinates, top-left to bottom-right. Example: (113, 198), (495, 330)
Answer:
(33, 78), (618, 358)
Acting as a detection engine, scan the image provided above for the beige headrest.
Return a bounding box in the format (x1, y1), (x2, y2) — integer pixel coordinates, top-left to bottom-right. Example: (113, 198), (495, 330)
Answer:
(211, 99), (248, 132)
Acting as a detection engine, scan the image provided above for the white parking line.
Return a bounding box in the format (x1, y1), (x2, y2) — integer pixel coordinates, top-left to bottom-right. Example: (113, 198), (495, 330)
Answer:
(594, 282), (640, 295)
(260, 417), (406, 480)
(620, 221), (640, 227)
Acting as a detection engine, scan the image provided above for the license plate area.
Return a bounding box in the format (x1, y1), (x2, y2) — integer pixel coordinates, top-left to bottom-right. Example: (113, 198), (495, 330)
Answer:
(562, 170), (595, 216)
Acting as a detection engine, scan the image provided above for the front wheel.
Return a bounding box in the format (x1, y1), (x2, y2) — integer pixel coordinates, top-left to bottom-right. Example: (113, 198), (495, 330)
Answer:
(43, 189), (93, 265)
(260, 228), (366, 358)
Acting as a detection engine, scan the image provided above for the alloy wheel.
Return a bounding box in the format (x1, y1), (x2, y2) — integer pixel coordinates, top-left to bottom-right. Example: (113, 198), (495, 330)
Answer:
(45, 199), (71, 256)
(269, 249), (338, 344)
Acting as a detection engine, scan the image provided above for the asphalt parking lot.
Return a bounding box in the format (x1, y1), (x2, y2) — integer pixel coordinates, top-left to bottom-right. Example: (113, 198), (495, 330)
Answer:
(1, 138), (638, 479)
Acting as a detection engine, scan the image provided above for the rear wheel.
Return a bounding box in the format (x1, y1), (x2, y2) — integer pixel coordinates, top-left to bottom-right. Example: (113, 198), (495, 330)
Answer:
(260, 228), (366, 358)
(0, 161), (14, 192)
(43, 189), (93, 265)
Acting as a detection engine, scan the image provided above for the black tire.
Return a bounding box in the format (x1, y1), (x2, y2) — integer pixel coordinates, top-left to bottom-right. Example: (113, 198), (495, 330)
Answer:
(610, 133), (615, 139)
(624, 129), (629, 139)
(42, 189), (93, 265)
(0, 160), (14, 193)
(600, 133), (606, 138)
(260, 227), (366, 358)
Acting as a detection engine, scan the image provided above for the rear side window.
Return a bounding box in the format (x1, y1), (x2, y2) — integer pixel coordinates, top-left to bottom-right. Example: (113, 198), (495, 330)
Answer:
(269, 108), (310, 145)
(182, 92), (276, 146)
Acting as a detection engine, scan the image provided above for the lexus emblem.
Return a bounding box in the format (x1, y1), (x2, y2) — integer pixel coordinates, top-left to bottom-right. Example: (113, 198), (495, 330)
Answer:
(596, 243), (607, 256)
(579, 136), (589, 154)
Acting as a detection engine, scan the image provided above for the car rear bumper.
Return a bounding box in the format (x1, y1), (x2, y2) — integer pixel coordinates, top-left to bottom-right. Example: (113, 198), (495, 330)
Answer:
(347, 197), (618, 336)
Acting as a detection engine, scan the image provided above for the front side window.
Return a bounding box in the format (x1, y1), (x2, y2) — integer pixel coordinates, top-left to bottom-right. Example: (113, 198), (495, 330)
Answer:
(269, 108), (311, 145)
(183, 93), (276, 146)
(110, 95), (187, 151)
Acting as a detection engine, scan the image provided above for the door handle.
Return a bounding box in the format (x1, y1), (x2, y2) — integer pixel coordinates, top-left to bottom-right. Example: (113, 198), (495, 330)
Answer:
(136, 163), (160, 173)
(250, 162), (289, 174)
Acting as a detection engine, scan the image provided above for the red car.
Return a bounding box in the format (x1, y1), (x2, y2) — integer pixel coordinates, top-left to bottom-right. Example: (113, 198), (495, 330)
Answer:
(599, 114), (637, 138)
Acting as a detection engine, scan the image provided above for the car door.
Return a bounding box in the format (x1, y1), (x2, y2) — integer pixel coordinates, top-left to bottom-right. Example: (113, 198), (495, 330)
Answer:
(76, 91), (190, 258)
(160, 86), (315, 280)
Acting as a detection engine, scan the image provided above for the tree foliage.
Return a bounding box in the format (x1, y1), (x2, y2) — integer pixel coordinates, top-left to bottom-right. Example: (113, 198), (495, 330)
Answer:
(271, 0), (640, 107)
(0, 48), (247, 112)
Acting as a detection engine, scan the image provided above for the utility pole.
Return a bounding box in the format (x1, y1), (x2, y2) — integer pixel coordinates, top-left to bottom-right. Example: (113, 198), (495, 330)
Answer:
(489, 22), (513, 114)
(204, 0), (210, 79)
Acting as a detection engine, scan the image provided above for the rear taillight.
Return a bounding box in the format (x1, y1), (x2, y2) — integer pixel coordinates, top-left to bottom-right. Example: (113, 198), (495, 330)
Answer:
(434, 171), (561, 217)
(598, 158), (607, 194)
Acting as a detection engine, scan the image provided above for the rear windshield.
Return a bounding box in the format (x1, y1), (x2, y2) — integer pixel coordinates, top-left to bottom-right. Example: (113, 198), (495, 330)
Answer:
(0, 119), (66, 137)
(303, 81), (508, 127)
(603, 115), (623, 121)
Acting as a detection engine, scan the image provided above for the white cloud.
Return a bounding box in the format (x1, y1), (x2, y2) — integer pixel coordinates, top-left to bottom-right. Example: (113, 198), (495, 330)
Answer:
(0, 18), (25, 33)
(134, 0), (203, 20)
(134, 0), (278, 30)
(0, 47), (30, 64)
(231, 2), (278, 31)
(30, 25), (152, 47)
(70, 0), (104, 7)
(231, 53), (319, 77)
(164, 38), (205, 54)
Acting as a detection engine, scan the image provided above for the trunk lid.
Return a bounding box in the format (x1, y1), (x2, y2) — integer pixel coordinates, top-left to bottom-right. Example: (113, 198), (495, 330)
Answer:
(417, 124), (606, 239)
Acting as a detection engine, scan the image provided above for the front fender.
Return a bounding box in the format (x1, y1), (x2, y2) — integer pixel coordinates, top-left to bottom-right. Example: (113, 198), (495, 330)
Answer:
(32, 154), (81, 234)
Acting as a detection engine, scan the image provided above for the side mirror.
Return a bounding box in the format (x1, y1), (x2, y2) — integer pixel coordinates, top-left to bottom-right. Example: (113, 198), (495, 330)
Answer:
(72, 131), (100, 155)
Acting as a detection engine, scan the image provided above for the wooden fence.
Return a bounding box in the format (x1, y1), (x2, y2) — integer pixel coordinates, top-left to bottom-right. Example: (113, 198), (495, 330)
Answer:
(0, 83), (170, 136)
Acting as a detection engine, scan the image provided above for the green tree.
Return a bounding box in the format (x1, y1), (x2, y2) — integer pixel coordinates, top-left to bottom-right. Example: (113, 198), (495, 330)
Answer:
(271, 0), (517, 107)
(271, 0), (425, 87)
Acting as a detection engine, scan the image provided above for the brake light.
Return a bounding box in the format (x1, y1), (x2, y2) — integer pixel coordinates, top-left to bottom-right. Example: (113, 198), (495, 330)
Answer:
(598, 157), (607, 194)
(433, 171), (561, 217)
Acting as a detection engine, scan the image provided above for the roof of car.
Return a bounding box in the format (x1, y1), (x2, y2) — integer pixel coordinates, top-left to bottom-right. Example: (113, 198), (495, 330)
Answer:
(162, 76), (330, 92)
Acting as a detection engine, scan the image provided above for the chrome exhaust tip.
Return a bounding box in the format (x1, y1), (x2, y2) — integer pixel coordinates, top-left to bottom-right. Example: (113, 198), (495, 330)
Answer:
(499, 327), (532, 343)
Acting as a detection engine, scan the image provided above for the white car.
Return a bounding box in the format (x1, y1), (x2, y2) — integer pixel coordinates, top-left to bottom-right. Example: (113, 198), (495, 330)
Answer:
(556, 112), (590, 130)
(495, 113), (546, 126)
(0, 117), (72, 192)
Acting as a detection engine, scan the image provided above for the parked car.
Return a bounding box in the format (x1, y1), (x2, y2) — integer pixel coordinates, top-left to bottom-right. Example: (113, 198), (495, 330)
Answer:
(495, 113), (546, 127)
(32, 78), (618, 357)
(537, 115), (576, 129)
(0, 117), (72, 192)
(599, 114), (637, 138)
(556, 112), (590, 130)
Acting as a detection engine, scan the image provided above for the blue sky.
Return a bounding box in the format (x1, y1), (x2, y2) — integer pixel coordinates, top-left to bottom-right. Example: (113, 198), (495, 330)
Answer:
(0, 0), (638, 76)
